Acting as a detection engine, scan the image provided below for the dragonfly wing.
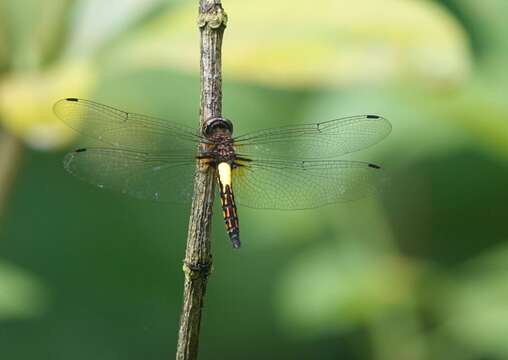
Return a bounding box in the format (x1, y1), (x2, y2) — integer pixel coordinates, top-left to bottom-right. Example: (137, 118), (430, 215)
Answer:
(64, 147), (198, 203)
(233, 115), (391, 159)
(232, 159), (384, 210)
(54, 98), (204, 153)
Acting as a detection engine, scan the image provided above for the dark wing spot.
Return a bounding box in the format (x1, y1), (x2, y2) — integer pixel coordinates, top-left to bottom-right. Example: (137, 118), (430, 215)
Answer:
(66, 98), (79, 102)
(75, 148), (87, 153)
(368, 163), (381, 169)
(366, 115), (380, 119)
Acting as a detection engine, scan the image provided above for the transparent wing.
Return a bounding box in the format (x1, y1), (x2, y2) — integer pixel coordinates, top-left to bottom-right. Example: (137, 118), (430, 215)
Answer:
(64, 148), (198, 203)
(233, 115), (391, 159)
(232, 159), (384, 210)
(54, 98), (204, 152)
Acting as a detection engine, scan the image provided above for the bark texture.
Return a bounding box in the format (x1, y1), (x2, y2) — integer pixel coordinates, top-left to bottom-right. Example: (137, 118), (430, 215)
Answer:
(176, 1), (227, 359)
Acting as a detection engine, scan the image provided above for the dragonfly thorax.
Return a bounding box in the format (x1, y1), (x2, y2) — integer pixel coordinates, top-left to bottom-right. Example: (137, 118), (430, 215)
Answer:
(201, 117), (237, 166)
(205, 136), (237, 165)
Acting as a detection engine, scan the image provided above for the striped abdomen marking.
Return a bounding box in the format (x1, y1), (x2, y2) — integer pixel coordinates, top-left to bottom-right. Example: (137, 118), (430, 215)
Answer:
(220, 183), (240, 248)
(217, 162), (240, 248)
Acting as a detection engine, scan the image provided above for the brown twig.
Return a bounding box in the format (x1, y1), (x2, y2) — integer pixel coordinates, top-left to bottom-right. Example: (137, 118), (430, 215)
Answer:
(176, 1), (227, 359)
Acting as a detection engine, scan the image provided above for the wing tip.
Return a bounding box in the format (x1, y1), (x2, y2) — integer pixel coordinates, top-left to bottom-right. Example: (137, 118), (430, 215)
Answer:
(366, 114), (392, 138)
(63, 148), (87, 173)
(53, 98), (80, 118)
(368, 163), (381, 169)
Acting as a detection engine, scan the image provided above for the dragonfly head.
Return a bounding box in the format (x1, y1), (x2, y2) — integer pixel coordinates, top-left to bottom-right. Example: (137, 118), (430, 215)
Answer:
(203, 117), (233, 137)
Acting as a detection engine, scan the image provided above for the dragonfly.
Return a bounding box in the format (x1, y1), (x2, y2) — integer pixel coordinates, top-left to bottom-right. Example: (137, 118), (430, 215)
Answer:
(54, 98), (391, 249)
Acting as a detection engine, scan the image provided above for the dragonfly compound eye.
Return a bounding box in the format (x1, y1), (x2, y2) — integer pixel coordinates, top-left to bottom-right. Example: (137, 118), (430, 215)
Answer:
(203, 117), (233, 136)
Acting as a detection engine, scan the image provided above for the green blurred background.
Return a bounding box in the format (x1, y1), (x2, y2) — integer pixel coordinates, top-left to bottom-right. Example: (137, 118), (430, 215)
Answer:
(1, 0), (508, 359)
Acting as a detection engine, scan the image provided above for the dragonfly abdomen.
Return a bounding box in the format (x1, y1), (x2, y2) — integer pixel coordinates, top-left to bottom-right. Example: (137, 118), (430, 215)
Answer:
(220, 183), (240, 249)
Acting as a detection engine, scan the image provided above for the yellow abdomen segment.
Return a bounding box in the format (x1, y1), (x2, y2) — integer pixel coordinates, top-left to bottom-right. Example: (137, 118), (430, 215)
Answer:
(218, 162), (232, 191)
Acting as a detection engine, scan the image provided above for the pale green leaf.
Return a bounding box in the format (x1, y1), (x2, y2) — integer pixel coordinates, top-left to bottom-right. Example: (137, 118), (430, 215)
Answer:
(106, 0), (472, 88)
(436, 244), (508, 358)
(0, 261), (48, 319)
(276, 242), (420, 336)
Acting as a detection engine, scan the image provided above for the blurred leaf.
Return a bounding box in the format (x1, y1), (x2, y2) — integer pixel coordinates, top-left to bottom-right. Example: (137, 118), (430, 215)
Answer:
(65, 0), (171, 59)
(435, 244), (508, 358)
(443, 1), (508, 86)
(461, 0), (508, 56)
(1, 0), (73, 70)
(0, 7), (8, 72)
(276, 241), (421, 337)
(0, 61), (96, 149)
(0, 260), (48, 319)
(106, 0), (471, 89)
(438, 83), (508, 158)
(0, 0), (169, 150)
